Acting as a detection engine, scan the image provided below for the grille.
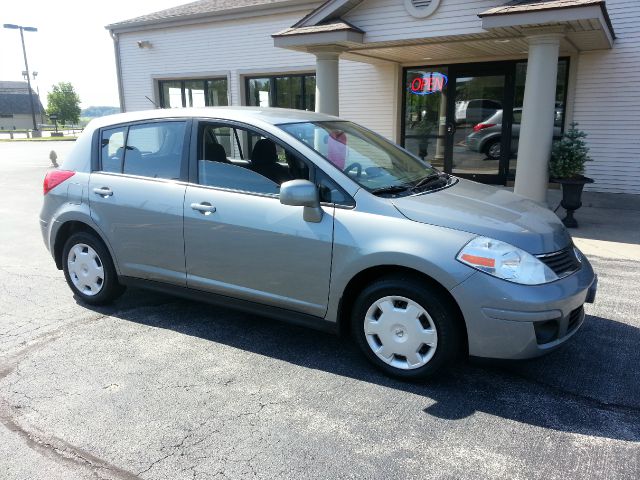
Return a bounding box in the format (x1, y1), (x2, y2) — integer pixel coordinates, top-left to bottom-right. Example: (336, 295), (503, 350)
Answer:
(537, 247), (581, 277)
(412, 0), (433, 7)
(567, 306), (584, 332)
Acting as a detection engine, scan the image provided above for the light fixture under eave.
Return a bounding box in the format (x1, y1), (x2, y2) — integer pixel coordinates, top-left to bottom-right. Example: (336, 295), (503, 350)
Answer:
(494, 39), (511, 44)
(137, 40), (152, 49)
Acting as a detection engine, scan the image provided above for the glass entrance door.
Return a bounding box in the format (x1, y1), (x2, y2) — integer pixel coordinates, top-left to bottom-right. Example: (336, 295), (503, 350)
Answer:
(445, 66), (512, 184)
(403, 68), (449, 171)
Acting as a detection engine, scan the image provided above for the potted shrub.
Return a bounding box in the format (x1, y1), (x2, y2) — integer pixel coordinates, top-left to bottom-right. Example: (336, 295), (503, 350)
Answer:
(549, 123), (594, 228)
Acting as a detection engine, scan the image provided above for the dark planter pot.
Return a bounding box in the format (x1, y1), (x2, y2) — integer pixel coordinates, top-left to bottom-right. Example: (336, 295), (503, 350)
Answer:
(553, 176), (594, 228)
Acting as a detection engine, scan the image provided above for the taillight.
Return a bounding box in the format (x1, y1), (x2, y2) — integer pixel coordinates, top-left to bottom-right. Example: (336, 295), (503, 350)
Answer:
(43, 170), (75, 195)
(472, 123), (496, 132)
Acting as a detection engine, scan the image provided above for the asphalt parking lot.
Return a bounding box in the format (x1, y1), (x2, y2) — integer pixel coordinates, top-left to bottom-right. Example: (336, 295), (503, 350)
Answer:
(1, 141), (639, 480)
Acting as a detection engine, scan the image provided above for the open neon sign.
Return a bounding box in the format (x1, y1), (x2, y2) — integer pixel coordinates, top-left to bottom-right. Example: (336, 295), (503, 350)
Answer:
(409, 72), (448, 95)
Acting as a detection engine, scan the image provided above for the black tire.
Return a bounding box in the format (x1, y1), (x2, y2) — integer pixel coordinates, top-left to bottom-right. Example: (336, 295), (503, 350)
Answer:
(484, 139), (501, 160)
(350, 275), (462, 380)
(62, 231), (125, 305)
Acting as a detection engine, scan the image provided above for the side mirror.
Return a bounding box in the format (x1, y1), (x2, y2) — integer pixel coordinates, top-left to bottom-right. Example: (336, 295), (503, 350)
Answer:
(280, 179), (323, 223)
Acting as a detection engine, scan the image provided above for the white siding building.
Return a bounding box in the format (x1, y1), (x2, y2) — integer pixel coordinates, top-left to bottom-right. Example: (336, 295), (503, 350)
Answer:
(107, 0), (638, 196)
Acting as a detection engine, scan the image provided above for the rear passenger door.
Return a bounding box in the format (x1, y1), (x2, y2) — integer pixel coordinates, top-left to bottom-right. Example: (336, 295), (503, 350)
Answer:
(90, 119), (191, 285)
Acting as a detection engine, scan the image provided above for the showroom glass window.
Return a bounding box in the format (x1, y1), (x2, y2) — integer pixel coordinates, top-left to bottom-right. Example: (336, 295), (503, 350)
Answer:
(246, 74), (315, 110)
(159, 78), (228, 108)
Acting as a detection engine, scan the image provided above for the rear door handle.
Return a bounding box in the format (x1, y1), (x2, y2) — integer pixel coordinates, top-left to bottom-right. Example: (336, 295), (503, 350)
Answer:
(93, 187), (113, 197)
(191, 202), (216, 214)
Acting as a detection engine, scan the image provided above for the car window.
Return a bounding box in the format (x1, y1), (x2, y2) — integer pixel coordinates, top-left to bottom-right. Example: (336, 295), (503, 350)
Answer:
(316, 168), (354, 207)
(100, 127), (126, 173)
(197, 123), (309, 195)
(280, 121), (436, 192)
(123, 122), (186, 180)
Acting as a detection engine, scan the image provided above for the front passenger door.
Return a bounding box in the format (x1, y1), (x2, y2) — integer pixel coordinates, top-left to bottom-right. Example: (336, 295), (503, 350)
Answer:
(183, 121), (334, 317)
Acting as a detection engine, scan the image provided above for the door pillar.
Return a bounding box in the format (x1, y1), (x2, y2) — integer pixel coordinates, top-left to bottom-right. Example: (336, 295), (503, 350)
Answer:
(310, 47), (343, 116)
(514, 30), (563, 203)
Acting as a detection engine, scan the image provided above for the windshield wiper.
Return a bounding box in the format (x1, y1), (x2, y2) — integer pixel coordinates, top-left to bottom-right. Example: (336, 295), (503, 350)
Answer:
(412, 172), (449, 191)
(370, 185), (411, 196)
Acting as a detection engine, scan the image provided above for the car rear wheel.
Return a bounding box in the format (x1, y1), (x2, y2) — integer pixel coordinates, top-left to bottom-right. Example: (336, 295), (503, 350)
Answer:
(485, 140), (501, 160)
(62, 232), (124, 305)
(351, 276), (461, 379)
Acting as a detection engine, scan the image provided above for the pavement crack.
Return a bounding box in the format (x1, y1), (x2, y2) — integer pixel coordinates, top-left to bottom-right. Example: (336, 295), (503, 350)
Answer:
(0, 404), (141, 480)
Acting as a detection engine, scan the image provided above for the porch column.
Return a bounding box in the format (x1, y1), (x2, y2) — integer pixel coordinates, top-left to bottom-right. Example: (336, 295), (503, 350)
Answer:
(514, 31), (563, 203)
(311, 47), (343, 116)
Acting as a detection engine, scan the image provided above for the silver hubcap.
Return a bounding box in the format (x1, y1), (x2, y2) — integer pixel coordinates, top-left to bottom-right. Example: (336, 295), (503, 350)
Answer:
(488, 142), (501, 159)
(67, 243), (104, 296)
(364, 296), (438, 370)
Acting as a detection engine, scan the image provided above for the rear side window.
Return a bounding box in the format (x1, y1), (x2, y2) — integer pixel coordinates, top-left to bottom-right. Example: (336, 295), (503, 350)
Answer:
(100, 127), (126, 173)
(123, 122), (186, 179)
(99, 121), (187, 180)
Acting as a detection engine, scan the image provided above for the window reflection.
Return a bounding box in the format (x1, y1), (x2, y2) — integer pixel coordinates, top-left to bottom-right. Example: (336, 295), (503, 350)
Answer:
(159, 78), (228, 108)
(246, 75), (316, 110)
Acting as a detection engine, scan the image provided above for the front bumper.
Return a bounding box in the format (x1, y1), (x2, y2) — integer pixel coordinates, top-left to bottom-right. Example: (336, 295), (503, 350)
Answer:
(450, 257), (597, 360)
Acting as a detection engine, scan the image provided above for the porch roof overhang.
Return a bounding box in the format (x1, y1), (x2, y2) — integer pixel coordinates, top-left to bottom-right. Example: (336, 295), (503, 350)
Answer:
(273, 0), (615, 63)
(272, 20), (364, 50)
(479, 0), (615, 50)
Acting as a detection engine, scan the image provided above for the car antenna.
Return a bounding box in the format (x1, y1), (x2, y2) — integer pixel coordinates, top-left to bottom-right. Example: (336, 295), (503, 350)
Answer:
(145, 95), (159, 108)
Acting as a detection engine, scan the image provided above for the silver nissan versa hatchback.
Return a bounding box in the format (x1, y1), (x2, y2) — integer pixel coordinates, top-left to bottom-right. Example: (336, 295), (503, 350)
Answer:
(40, 107), (597, 379)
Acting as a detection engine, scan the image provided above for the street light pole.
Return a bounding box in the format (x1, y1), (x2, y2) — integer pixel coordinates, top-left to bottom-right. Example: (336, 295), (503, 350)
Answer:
(4, 24), (39, 133)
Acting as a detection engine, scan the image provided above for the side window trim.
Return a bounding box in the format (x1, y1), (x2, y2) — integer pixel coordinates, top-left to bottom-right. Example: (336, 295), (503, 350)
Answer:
(192, 118), (313, 186)
(188, 118), (354, 207)
(96, 118), (192, 182)
(97, 125), (128, 174)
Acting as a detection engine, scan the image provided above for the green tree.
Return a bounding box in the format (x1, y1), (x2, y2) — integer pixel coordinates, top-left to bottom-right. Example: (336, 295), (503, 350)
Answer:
(47, 82), (81, 125)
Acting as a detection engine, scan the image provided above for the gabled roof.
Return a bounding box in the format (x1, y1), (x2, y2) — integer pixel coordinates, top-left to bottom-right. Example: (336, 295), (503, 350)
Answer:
(106, 0), (310, 30)
(0, 81), (44, 115)
(273, 19), (364, 37)
(292, 0), (362, 27)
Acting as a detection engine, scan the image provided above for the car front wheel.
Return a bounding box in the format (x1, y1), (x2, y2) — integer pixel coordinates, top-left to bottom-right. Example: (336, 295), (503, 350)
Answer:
(62, 232), (124, 305)
(351, 276), (461, 379)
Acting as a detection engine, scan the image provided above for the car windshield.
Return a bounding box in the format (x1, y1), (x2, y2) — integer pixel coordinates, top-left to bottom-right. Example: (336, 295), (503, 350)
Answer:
(278, 120), (442, 194)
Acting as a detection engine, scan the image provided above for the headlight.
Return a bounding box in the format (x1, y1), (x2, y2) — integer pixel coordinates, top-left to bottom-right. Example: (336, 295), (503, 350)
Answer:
(573, 246), (583, 263)
(456, 236), (559, 285)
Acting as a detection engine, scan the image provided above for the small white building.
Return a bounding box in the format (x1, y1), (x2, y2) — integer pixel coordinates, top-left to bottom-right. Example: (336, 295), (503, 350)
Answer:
(0, 81), (45, 131)
(106, 0), (638, 197)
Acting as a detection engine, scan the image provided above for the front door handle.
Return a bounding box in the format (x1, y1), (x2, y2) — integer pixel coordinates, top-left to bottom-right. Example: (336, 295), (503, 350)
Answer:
(191, 202), (216, 214)
(93, 187), (113, 197)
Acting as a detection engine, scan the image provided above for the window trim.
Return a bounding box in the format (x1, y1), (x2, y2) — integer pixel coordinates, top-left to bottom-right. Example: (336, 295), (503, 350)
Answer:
(96, 118), (192, 182)
(189, 118), (355, 208)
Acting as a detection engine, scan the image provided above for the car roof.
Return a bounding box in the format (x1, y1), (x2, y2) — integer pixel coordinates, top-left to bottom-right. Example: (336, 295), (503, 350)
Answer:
(87, 106), (339, 130)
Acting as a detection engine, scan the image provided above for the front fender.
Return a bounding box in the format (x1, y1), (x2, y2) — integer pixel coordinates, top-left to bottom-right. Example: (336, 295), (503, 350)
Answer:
(325, 207), (476, 323)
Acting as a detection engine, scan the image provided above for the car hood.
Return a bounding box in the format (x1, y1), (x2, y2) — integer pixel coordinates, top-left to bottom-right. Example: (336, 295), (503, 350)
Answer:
(391, 179), (571, 254)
